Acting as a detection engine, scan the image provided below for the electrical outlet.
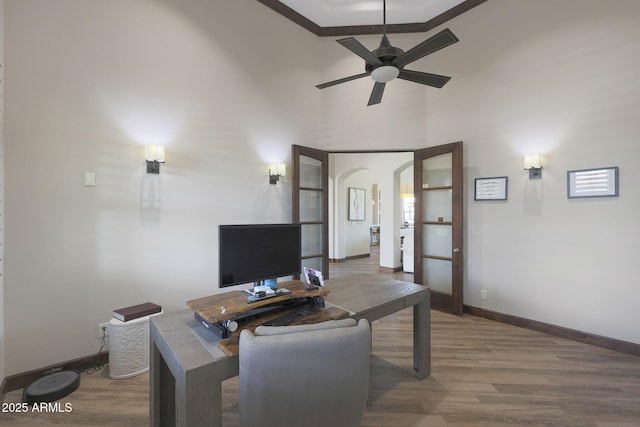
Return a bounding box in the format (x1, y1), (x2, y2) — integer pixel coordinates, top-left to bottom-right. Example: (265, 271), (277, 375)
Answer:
(481, 290), (488, 300)
(98, 322), (109, 338)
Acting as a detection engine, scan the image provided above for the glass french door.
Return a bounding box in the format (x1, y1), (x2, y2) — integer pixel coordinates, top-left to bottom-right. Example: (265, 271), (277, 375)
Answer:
(414, 142), (463, 315)
(292, 145), (329, 280)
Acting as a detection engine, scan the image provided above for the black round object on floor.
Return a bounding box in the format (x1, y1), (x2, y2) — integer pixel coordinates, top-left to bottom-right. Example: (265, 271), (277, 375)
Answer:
(23, 370), (81, 404)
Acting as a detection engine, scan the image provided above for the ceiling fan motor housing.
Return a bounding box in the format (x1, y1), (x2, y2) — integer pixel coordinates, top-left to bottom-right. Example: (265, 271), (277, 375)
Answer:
(369, 45), (404, 69)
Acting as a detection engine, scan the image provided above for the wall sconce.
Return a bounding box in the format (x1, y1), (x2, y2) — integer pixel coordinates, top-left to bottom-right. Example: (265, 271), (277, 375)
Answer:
(146, 145), (166, 174)
(523, 153), (543, 179)
(269, 163), (286, 184)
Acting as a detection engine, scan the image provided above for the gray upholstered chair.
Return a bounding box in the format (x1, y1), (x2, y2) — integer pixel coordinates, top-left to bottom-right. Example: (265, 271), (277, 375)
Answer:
(238, 318), (371, 427)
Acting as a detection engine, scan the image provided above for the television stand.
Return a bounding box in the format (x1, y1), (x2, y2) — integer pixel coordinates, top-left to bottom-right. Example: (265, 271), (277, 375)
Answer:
(186, 280), (329, 325)
(186, 280), (342, 355)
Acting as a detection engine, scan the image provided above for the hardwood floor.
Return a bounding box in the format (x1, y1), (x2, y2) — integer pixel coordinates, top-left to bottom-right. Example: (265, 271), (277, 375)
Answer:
(2, 248), (640, 426)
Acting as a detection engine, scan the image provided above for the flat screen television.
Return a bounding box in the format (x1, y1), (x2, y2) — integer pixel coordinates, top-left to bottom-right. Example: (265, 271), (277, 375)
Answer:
(218, 223), (302, 288)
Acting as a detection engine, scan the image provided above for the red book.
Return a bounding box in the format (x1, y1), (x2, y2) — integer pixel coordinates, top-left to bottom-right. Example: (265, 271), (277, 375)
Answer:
(112, 302), (161, 322)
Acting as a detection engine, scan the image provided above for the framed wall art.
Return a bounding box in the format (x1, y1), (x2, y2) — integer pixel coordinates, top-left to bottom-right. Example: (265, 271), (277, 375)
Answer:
(348, 187), (365, 221)
(567, 166), (618, 198)
(474, 176), (508, 201)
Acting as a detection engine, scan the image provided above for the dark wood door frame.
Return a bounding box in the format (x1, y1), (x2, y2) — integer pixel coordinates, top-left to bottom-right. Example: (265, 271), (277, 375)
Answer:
(414, 141), (464, 316)
(293, 143), (463, 317)
(292, 145), (330, 279)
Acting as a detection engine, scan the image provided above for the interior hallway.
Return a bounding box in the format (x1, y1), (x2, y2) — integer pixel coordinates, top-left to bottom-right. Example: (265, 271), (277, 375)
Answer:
(330, 244), (414, 282)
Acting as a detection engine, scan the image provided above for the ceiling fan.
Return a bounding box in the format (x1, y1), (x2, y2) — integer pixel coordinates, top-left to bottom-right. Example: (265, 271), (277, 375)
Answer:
(316, 0), (459, 106)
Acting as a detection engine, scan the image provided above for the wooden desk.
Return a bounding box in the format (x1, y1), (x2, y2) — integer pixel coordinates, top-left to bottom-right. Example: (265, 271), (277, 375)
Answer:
(323, 274), (431, 379)
(150, 274), (430, 427)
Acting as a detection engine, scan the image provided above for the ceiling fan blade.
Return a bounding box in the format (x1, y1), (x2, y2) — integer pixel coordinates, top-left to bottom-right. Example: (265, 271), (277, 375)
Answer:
(367, 82), (386, 106)
(338, 37), (383, 67)
(397, 69), (451, 88)
(393, 28), (459, 69)
(316, 72), (370, 89)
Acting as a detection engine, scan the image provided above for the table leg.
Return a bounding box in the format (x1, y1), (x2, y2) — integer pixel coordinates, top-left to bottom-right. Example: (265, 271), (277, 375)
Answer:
(151, 329), (176, 427)
(413, 292), (431, 379)
(150, 322), (220, 427)
(174, 364), (220, 427)
(150, 340), (160, 427)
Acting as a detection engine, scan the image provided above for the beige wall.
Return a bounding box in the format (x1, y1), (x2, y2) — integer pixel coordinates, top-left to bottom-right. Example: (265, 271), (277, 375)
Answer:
(3, 0), (321, 375)
(433, 0), (640, 341)
(317, 0), (640, 343)
(3, 0), (640, 376)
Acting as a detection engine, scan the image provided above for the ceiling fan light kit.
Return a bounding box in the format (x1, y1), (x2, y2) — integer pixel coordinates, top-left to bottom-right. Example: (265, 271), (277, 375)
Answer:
(371, 65), (399, 83)
(316, 0), (459, 106)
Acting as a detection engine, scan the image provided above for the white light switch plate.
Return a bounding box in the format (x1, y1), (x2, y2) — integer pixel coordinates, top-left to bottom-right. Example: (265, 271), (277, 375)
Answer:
(84, 172), (96, 187)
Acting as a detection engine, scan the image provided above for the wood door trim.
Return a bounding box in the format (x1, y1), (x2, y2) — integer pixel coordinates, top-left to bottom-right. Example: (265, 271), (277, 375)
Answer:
(414, 141), (463, 315)
(292, 145), (329, 279)
(256, 0), (487, 37)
